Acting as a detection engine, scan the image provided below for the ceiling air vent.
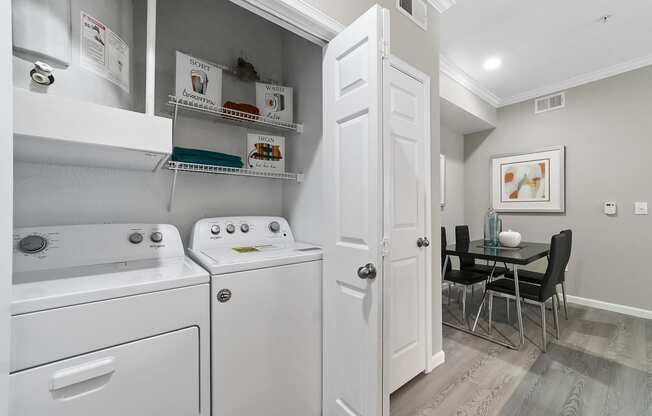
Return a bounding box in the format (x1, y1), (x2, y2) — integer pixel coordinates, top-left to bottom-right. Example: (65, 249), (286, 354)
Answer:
(535, 92), (565, 114)
(397, 0), (428, 30)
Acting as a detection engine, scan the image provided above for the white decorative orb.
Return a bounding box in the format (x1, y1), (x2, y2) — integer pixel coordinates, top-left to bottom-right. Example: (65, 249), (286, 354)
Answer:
(499, 230), (522, 248)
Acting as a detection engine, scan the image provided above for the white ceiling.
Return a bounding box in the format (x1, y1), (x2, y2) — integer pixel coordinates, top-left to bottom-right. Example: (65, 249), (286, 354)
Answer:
(441, 0), (652, 107)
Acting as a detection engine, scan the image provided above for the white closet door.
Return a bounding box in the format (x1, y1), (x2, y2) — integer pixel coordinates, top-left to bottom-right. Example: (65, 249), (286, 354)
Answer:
(322, 5), (388, 416)
(384, 59), (429, 392)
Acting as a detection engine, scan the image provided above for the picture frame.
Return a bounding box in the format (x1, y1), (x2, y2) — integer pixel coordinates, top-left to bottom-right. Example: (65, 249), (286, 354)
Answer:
(490, 146), (565, 213)
(440, 154), (445, 206)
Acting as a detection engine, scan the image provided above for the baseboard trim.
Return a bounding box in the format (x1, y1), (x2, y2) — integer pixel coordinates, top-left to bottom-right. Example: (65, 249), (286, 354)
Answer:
(566, 295), (652, 320)
(425, 350), (445, 373)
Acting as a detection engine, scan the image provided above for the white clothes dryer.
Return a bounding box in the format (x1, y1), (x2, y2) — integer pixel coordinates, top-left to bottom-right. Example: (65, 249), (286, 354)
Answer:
(10, 223), (210, 416)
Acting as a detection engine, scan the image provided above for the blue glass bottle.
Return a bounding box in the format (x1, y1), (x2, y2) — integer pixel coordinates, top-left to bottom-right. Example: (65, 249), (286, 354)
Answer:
(484, 208), (501, 247)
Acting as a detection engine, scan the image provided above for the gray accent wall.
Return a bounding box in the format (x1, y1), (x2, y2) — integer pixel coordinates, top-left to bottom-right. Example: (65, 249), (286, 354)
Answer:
(440, 124), (464, 237)
(464, 65), (652, 310)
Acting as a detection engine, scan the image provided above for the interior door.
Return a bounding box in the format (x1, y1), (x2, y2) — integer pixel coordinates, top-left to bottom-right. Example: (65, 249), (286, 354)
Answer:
(322, 5), (388, 416)
(384, 59), (429, 392)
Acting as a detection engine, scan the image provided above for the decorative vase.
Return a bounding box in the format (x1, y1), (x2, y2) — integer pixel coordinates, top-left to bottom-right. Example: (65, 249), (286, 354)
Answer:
(483, 208), (501, 247)
(499, 230), (522, 248)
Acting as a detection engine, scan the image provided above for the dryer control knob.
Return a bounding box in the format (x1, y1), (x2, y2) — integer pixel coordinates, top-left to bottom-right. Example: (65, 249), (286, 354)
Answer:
(210, 225), (221, 235)
(269, 221), (280, 233)
(129, 232), (144, 244)
(150, 232), (163, 243)
(226, 224), (236, 234)
(240, 223), (249, 233)
(19, 235), (47, 253)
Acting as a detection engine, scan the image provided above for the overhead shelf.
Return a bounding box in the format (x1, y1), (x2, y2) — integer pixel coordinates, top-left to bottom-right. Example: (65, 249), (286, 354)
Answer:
(14, 88), (172, 171)
(165, 160), (303, 211)
(167, 95), (303, 133)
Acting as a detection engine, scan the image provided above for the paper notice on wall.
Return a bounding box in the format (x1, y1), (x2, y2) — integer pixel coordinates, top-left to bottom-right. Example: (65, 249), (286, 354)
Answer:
(80, 11), (130, 93)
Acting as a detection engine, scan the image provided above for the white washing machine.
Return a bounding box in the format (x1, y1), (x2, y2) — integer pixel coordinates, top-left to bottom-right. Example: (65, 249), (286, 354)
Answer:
(188, 216), (323, 416)
(10, 223), (210, 416)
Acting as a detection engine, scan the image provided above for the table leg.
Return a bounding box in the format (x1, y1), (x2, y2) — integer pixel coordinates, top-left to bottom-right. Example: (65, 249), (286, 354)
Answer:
(513, 265), (525, 347)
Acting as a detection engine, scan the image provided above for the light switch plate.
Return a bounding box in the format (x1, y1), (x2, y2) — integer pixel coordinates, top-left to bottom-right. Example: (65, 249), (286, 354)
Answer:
(634, 202), (648, 215)
(604, 201), (617, 215)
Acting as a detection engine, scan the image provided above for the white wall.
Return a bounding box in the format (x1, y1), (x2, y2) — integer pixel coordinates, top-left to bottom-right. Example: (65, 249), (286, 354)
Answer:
(280, 31), (323, 245)
(1, 0), (13, 412)
(464, 65), (652, 311)
(13, 0), (313, 244)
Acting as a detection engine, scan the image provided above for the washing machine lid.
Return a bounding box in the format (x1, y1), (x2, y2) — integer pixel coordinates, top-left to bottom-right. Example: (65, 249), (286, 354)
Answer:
(11, 256), (209, 315)
(190, 242), (322, 275)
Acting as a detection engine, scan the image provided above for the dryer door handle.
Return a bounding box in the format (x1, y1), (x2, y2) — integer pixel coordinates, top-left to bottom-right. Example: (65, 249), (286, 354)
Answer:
(50, 357), (115, 391)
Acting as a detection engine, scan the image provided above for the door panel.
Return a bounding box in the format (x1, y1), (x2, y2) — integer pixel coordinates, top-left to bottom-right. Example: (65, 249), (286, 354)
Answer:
(385, 63), (428, 393)
(323, 5), (387, 416)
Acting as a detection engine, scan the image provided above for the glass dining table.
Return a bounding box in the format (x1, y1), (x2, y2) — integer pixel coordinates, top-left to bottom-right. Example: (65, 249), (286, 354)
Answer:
(442, 240), (550, 349)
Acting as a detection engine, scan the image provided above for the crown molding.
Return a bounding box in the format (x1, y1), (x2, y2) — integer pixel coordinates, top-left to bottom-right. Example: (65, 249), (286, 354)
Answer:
(500, 53), (652, 107)
(439, 55), (501, 107)
(229, 0), (345, 44)
(427, 0), (456, 13)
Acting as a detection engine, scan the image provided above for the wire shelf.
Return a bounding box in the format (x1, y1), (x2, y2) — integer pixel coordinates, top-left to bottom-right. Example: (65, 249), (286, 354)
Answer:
(168, 95), (303, 133)
(167, 160), (302, 181)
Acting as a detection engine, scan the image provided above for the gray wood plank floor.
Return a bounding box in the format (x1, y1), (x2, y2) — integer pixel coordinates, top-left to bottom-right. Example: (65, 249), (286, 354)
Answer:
(391, 288), (652, 416)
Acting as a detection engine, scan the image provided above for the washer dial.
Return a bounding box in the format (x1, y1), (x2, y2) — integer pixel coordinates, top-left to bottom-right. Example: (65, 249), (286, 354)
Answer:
(226, 224), (236, 234)
(19, 235), (47, 253)
(240, 223), (250, 233)
(210, 225), (221, 235)
(150, 232), (163, 243)
(129, 232), (144, 244)
(269, 221), (280, 233)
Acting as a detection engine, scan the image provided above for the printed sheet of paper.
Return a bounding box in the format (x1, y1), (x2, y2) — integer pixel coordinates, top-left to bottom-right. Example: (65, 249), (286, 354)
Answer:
(80, 11), (130, 93)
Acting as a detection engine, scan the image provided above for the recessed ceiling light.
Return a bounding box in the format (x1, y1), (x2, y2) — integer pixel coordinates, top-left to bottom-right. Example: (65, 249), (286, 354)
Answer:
(483, 57), (502, 71)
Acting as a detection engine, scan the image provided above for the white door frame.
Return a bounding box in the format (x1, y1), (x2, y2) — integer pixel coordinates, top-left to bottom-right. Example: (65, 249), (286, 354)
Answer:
(1, 0), (13, 413)
(382, 56), (433, 396)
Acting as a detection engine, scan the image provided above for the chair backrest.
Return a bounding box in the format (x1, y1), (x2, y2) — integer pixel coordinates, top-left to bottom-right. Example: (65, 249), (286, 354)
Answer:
(441, 227), (451, 273)
(455, 225), (475, 268)
(559, 229), (572, 282)
(539, 232), (570, 301)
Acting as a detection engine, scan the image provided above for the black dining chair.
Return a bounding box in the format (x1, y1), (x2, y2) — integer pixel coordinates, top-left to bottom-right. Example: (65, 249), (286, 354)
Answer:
(442, 227), (488, 322)
(503, 229), (572, 319)
(455, 225), (508, 278)
(475, 232), (570, 352)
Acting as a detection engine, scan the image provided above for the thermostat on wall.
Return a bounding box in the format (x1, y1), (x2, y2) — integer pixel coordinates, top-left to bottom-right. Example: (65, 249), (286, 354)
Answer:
(604, 202), (617, 215)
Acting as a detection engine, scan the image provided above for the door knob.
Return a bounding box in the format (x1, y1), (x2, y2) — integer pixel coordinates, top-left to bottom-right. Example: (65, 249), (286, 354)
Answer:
(423, 237), (430, 247)
(417, 237), (424, 248)
(357, 263), (377, 280)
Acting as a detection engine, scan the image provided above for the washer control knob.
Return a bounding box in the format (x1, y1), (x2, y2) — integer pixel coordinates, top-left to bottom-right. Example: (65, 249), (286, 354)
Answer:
(240, 223), (250, 233)
(210, 225), (221, 235)
(269, 221), (281, 233)
(129, 232), (144, 244)
(226, 224), (236, 234)
(150, 232), (163, 243)
(19, 235), (47, 253)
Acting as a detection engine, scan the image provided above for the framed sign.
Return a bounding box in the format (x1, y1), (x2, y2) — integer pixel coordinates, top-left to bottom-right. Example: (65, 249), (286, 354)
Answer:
(490, 146), (565, 212)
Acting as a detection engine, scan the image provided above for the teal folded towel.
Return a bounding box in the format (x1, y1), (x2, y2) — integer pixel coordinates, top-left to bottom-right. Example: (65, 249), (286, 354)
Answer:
(172, 147), (244, 168)
(173, 146), (242, 162)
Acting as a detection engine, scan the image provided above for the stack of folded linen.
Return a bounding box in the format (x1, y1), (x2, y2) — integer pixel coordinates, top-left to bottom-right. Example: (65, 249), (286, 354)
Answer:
(172, 146), (244, 168)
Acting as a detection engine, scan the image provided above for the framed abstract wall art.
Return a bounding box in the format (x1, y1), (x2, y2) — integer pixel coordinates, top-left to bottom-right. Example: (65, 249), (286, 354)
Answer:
(490, 146), (565, 213)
